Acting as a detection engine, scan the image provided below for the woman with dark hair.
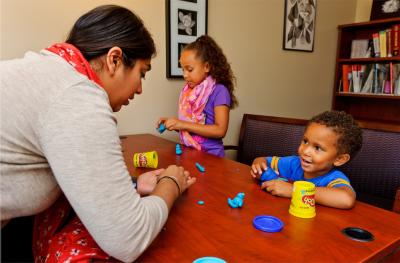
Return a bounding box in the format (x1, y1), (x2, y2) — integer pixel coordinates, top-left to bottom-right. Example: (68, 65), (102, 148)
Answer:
(0, 5), (195, 262)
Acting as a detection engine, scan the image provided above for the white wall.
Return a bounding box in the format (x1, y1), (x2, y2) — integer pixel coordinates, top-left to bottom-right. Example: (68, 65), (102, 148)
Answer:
(1, 0), (364, 147)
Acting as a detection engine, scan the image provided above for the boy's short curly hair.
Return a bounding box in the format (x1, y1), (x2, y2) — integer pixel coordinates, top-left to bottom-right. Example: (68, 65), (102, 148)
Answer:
(306, 111), (363, 159)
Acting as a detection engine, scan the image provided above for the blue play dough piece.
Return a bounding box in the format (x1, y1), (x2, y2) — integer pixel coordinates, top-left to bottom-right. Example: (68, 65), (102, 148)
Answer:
(158, 123), (166, 133)
(260, 169), (288, 183)
(176, 144), (182, 155)
(228, 192), (245, 208)
(193, 257), (226, 263)
(253, 215), (284, 232)
(260, 169), (279, 182)
(197, 200), (204, 205)
(195, 162), (205, 172)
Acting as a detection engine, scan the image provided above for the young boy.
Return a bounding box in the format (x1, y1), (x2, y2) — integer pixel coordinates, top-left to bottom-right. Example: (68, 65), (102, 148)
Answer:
(250, 111), (363, 209)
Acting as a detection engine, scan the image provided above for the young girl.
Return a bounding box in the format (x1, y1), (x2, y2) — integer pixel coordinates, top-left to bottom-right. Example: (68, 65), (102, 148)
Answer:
(158, 35), (238, 157)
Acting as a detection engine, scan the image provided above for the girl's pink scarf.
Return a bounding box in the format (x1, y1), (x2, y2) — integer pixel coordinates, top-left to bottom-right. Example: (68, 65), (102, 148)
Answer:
(178, 75), (216, 150)
(46, 43), (102, 86)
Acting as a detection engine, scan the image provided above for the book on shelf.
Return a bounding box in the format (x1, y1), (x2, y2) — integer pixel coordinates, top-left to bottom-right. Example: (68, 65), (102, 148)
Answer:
(351, 39), (370, 58)
(342, 64), (350, 92)
(394, 63), (400, 95)
(351, 64), (362, 92)
(379, 30), (387, 57)
(378, 64), (389, 93)
(372, 33), (380, 58)
(373, 64), (380, 93)
(387, 28), (392, 57)
(389, 63), (394, 93)
(360, 64), (374, 93)
(340, 63), (399, 95)
(365, 25), (400, 59)
(393, 24), (399, 57)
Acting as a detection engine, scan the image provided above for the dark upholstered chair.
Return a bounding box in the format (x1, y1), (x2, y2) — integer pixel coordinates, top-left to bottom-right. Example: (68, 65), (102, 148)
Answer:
(394, 189), (400, 213)
(339, 128), (400, 210)
(235, 114), (307, 165)
(231, 113), (400, 212)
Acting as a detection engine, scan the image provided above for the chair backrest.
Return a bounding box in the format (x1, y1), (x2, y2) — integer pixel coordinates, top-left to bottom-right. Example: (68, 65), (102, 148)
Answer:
(237, 114), (307, 165)
(339, 128), (400, 210)
(236, 113), (400, 211)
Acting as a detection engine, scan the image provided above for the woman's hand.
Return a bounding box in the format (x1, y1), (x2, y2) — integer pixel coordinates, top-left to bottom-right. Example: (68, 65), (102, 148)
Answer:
(137, 169), (165, 195)
(261, 180), (293, 198)
(159, 165), (196, 194)
(152, 165), (196, 210)
(250, 157), (267, 179)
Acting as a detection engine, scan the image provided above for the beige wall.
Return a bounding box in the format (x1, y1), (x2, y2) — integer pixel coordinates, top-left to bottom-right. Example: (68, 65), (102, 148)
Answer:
(1, 0), (365, 147)
(355, 0), (373, 22)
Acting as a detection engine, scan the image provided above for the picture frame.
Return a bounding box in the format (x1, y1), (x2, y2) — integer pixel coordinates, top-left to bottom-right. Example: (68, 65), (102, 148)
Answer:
(166, 0), (208, 78)
(370, 0), (400, 21)
(283, 0), (316, 52)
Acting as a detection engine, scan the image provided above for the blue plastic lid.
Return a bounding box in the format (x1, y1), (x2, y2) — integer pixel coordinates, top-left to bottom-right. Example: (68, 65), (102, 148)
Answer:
(193, 257), (226, 263)
(253, 215), (284, 232)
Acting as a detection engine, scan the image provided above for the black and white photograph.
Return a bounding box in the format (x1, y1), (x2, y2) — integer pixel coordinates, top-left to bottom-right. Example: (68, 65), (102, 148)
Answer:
(283, 0), (316, 52)
(166, 0), (208, 78)
(370, 0), (400, 20)
(178, 9), (197, 36)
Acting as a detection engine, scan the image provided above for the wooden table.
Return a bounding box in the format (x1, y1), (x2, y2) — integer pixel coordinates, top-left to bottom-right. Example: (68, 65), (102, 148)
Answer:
(121, 134), (400, 262)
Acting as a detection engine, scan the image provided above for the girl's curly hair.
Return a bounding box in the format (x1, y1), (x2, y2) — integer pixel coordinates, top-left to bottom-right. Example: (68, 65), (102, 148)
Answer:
(184, 35), (238, 108)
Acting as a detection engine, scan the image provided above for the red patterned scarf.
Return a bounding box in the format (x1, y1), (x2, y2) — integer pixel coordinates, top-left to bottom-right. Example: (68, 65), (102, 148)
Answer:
(46, 43), (102, 86)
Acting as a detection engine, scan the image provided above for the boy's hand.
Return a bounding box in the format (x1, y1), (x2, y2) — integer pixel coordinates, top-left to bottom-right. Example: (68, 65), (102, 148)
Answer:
(261, 180), (293, 198)
(250, 157), (267, 179)
(137, 169), (165, 195)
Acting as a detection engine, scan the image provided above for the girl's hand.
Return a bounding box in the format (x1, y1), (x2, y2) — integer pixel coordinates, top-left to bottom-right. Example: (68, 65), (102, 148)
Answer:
(156, 117), (167, 129)
(250, 157), (267, 179)
(261, 180), (293, 198)
(164, 118), (184, 131)
(137, 169), (165, 195)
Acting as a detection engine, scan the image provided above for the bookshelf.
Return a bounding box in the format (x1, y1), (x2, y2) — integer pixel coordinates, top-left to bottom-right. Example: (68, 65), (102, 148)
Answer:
(332, 18), (400, 132)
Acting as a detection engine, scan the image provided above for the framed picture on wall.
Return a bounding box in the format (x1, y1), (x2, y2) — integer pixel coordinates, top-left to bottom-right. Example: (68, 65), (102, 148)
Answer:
(283, 0), (316, 52)
(370, 0), (400, 20)
(166, 0), (208, 78)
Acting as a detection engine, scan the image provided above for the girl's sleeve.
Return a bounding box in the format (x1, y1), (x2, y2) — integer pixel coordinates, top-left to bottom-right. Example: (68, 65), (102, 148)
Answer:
(213, 84), (231, 107)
